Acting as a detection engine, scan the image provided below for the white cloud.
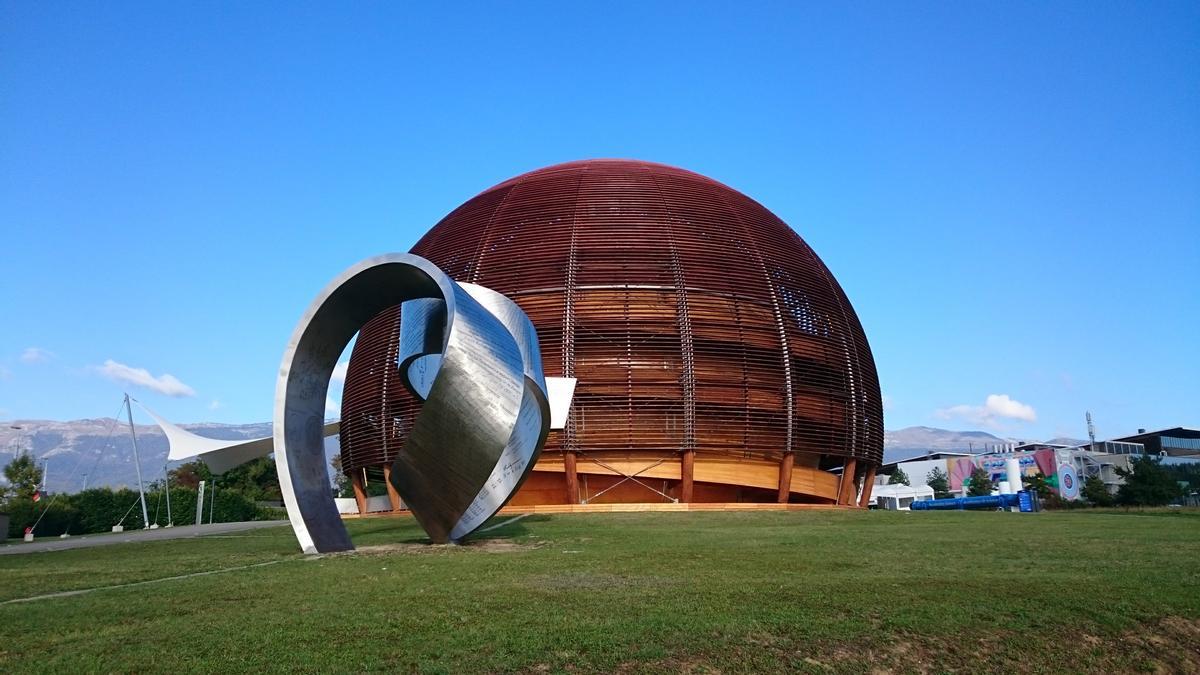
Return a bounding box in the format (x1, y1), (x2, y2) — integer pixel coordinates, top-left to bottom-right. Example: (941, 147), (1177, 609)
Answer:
(936, 394), (1037, 428)
(20, 347), (53, 364)
(331, 360), (349, 384)
(325, 395), (340, 419)
(208, 399), (223, 410)
(882, 393), (894, 411)
(97, 359), (196, 397)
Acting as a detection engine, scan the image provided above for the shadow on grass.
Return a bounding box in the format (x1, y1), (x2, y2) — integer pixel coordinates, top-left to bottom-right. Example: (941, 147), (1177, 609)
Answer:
(345, 512), (554, 546)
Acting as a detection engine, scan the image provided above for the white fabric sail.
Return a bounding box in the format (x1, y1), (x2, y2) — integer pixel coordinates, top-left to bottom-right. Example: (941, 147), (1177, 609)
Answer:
(133, 399), (338, 474)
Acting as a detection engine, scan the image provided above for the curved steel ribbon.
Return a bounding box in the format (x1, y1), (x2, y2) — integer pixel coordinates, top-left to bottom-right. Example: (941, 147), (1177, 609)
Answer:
(274, 253), (549, 553)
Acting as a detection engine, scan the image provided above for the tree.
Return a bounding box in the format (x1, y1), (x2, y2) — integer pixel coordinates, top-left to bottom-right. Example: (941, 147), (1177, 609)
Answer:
(1116, 455), (1183, 507)
(3, 455), (43, 501)
(1022, 472), (1053, 499)
(1082, 475), (1114, 507)
(214, 457), (281, 502)
(331, 454), (354, 498)
(966, 467), (994, 497)
(168, 461), (213, 490)
(888, 467), (910, 486)
(926, 467), (951, 498)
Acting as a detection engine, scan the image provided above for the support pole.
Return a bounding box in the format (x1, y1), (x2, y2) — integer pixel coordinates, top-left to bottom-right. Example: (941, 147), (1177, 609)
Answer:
(777, 452), (794, 503)
(383, 464), (402, 512)
(351, 469), (368, 515)
(164, 470), (173, 526)
(858, 466), (877, 508)
(680, 449), (695, 503)
(838, 458), (858, 506)
(196, 480), (206, 525)
(124, 394), (151, 528)
(563, 451), (579, 504)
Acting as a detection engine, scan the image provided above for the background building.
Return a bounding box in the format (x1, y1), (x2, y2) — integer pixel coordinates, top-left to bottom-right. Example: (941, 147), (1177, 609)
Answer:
(1111, 428), (1200, 458)
(877, 429), (1200, 505)
(339, 159), (883, 509)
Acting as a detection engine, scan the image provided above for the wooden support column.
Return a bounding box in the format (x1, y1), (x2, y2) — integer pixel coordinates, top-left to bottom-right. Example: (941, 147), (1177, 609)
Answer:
(382, 464), (402, 512)
(564, 451), (580, 504)
(858, 466), (877, 508)
(837, 458), (858, 506)
(777, 452), (794, 503)
(680, 449), (695, 503)
(351, 468), (368, 515)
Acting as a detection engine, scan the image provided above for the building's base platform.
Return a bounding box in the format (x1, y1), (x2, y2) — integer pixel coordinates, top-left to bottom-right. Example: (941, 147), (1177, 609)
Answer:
(499, 502), (862, 514)
(340, 502), (863, 519)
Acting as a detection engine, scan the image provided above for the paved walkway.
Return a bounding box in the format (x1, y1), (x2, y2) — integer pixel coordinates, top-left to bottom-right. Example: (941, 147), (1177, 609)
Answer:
(0, 520), (288, 555)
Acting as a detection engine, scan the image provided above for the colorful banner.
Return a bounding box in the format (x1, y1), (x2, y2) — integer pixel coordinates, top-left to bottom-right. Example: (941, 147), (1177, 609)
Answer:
(1058, 464), (1080, 500)
(946, 449), (1071, 497)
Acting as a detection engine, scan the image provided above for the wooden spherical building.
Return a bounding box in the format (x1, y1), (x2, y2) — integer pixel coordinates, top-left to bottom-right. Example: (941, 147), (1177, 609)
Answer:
(339, 159), (883, 509)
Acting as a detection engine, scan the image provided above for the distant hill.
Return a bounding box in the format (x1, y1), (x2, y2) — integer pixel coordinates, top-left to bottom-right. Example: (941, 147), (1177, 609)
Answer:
(0, 418), (337, 494)
(881, 428), (1093, 463)
(884, 426), (1016, 463)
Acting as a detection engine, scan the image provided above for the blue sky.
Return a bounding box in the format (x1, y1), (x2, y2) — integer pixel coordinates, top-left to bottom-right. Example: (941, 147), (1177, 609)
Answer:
(1, 2), (1196, 442)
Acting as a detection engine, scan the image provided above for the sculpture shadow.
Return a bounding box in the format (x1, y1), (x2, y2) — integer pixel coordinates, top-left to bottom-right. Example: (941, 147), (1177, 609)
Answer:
(346, 513), (554, 547)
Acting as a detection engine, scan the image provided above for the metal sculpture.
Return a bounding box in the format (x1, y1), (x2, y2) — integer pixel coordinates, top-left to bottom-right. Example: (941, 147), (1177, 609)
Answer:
(274, 253), (549, 553)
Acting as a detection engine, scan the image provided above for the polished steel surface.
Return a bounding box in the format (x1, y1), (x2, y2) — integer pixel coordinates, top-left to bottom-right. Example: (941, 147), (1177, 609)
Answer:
(398, 297), (446, 399)
(448, 283), (549, 539)
(274, 253), (549, 553)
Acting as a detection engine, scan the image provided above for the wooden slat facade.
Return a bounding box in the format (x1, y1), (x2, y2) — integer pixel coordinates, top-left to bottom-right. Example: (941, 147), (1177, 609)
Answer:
(338, 160), (883, 508)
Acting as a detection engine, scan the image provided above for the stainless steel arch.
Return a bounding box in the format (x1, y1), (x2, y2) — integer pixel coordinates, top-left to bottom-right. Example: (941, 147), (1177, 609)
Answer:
(274, 253), (550, 553)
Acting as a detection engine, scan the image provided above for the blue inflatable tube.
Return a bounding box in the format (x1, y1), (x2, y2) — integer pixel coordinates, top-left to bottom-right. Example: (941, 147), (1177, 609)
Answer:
(910, 493), (1022, 510)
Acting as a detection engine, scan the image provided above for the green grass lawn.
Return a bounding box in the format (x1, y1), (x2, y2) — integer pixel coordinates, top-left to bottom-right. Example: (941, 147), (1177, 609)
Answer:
(2, 509), (1198, 673)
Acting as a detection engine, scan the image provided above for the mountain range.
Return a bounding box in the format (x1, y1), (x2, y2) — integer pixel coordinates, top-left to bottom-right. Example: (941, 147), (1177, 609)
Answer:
(0, 418), (335, 494)
(1, 418), (1086, 494)
(883, 427), (1086, 463)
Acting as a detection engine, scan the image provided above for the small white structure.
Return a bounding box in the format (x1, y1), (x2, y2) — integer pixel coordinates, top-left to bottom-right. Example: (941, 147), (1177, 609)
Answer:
(870, 483), (936, 510)
(334, 495), (399, 515)
(1005, 457), (1022, 493)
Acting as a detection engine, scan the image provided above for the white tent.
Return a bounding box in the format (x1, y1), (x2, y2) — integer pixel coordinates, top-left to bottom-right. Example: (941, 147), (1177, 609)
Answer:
(134, 400), (338, 474)
(868, 483), (936, 510)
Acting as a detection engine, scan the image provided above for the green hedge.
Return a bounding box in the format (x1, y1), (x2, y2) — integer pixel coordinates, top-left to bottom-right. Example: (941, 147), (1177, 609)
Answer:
(4, 499), (79, 538)
(5, 485), (270, 539)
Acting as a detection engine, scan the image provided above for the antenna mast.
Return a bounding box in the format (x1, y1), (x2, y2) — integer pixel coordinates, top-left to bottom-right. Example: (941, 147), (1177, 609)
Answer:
(1086, 411), (1097, 449)
(124, 393), (151, 529)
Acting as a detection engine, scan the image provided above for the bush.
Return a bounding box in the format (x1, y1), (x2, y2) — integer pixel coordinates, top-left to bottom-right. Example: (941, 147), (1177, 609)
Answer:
(8, 485), (270, 537)
(159, 486), (263, 526)
(72, 487), (146, 532)
(1082, 476), (1114, 507)
(5, 498), (81, 538)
